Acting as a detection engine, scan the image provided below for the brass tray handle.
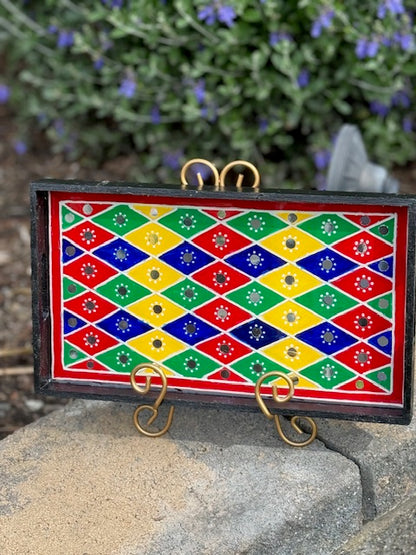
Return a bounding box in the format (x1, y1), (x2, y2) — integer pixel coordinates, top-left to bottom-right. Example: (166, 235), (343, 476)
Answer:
(255, 371), (317, 447)
(130, 363), (174, 438)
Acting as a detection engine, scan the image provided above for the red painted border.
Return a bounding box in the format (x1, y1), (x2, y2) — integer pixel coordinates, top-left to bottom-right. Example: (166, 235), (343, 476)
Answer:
(49, 191), (408, 408)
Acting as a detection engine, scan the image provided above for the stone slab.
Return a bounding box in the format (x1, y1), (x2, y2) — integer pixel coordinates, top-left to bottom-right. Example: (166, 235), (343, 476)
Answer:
(0, 400), (361, 555)
(315, 403), (416, 520)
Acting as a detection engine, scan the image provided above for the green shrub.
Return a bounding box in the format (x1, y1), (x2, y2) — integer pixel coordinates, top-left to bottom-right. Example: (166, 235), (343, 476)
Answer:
(0, 0), (415, 187)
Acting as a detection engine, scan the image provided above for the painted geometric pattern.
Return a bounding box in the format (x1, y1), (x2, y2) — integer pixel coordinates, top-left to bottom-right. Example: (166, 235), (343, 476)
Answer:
(52, 196), (403, 407)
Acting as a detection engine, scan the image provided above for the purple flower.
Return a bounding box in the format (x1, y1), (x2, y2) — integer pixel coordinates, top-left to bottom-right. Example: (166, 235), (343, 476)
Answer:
(198, 4), (236, 27)
(102, 0), (123, 7)
(57, 30), (74, 49)
(118, 77), (136, 98)
(94, 58), (104, 70)
(151, 105), (161, 124)
(258, 118), (268, 133)
(391, 90), (411, 108)
(311, 9), (334, 38)
(217, 5), (236, 27)
(403, 116), (413, 133)
(269, 31), (292, 46)
(163, 150), (183, 170)
(395, 32), (414, 51)
(193, 79), (206, 104)
(378, 0), (405, 18)
(297, 69), (310, 88)
(356, 37), (379, 58)
(367, 39), (379, 57)
(313, 149), (331, 171)
(14, 140), (27, 155)
(198, 5), (216, 25)
(0, 84), (10, 103)
(369, 100), (390, 117)
(48, 24), (58, 34)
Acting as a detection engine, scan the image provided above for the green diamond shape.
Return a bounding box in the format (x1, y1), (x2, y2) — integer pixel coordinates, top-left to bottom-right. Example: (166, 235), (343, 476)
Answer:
(61, 206), (83, 229)
(369, 217), (395, 244)
(96, 345), (148, 373)
(227, 211), (286, 240)
(164, 349), (219, 378)
(231, 353), (291, 383)
(158, 208), (216, 239)
(96, 275), (151, 307)
(368, 293), (393, 319)
(226, 283), (284, 315)
(162, 278), (215, 310)
(365, 366), (391, 392)
(62, 277), (87, 300)
(298, 214), (360, 245)
(64, 341), (87, 366)
(300, 358), (356, 389)
(92, 204), (148, 235)
(295, 284), (357, 318)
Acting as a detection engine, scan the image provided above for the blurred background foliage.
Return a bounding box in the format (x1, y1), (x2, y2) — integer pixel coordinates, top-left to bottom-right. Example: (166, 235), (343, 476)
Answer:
(0, 0), (415, 187)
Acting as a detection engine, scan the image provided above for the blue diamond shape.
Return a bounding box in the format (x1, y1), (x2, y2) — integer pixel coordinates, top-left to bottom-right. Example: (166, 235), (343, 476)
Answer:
(160, 242), (215, 275)
(368, 330), (392, 355)
(62, 239), (84, 263)
(225, 246), (285, 278)
(163, 315), (219, 345)
(297, 248), (358, 281)
(63, 310), (87, 335)
(231, 319), (286, 349)
(93, 238), (148, 270)
(296, 323), (357, 355)
(369, 256), (394, 279)
(97, 309), (152, 341)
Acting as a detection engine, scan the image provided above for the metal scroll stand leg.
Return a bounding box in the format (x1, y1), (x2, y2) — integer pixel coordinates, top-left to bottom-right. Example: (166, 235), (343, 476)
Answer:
(130, 363), (174, 438)
(255, 372), (318, 447)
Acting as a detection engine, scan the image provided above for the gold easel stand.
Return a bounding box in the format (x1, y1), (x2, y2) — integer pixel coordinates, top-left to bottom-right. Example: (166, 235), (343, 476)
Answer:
(130, 363), (174, 437)
(255, 372), (318, 447)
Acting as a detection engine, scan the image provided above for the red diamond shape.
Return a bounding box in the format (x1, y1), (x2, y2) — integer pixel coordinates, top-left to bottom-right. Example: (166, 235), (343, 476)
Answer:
(207, 368), (249, 382)
(334, 342), (391, 373)
(332, 268), (392, 301)
(68, 359), (110, 372)
(64, 254), (118, 287)
(336, 375), (387, 393)
(333, 305), (391, 340)
(66, 202), (112, 217)
(197, 334), (251, 364)
(343, 214), (390, 228)
(65, 325), (119, 355)
(333, 231), (393, 264)
(192, 224), (252, 259)
(192, 261), (251, 294)
(63, 221), (114, 251)
(65, 292), (118, 323)
(195, 298), (251, 331)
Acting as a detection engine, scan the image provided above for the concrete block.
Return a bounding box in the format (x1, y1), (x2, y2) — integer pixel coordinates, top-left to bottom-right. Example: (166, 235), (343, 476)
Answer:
(316, 408), (416, 520)
(0, 400), (362, 554)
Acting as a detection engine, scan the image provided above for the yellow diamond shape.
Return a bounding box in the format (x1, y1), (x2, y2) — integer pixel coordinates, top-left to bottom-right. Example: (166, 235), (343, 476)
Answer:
(132, 204), (173, 219)
(276, 212), (317, 224)
(260, 228), (323, 261)
(125, 222), (182, 255)
(262, 338), (323, 371)
(128, 330), (185, 362)
(128, 258), (183, 292)
(259, 263), (323, 298)
(129, 294), (185, 326)
(269, 373), (319, 390)
(262, 300), (323, 333)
